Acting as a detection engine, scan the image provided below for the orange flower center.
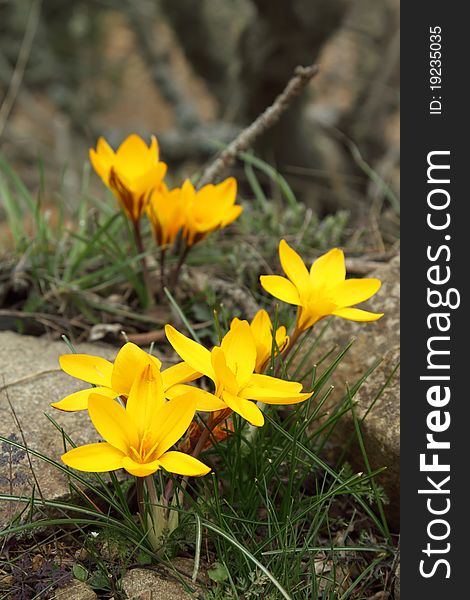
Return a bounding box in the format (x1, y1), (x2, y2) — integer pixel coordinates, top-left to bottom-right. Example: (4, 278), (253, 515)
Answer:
(129, 434), (160, 464)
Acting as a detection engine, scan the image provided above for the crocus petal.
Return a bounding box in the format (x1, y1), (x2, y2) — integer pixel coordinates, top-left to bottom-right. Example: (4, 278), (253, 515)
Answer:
(126, 364), (165, 438)
(111, 342), (161, 396)
(147, 183), (185, 246)
(181, 178), (196, 197)
(133, 162), (167, 197)
(88, 394), (139, 454)
(149, 135), (160, 157)
(295, 306), (322, 332)
(331, 307), (384, 322)
(165, 385), (227, 411)
(250, 311), (272, 371)
(220, 204), (243, 227)
(310, 248), (346, 288)
(279, 239), (311, 294)
(97, 136), (115, 161)
(62, 442), (124, 473)
(115, 134), (155, 178)
(244, 373), (304, 394)
(215, 177), (237, 204)
(89, 149), (108, 183)
(162, 383), (188, 399)
(260, 275), (301, 305)
(194, 391), (227, 412)
(211, 347), (239, 395)
(241, 374), (311, 404)
(159, 451), (211, 476)
(51, 386), (116, 411)
(220, 320), (256, 387)
(59, 354), (113, 387)
(275, 327), (289, 352)
(165, 325), (215, 381)
(162, 361), (201, 390)
(152, 393), (197, 457)
(89, 137), (115, 183)
(222, 391), (264, 427)
(122, 456), (161, 477)
(250, 310), (271, 342)
(329, 278), (382, 308)
(249, 311), (288, 372)
(244, 388), (312, 405)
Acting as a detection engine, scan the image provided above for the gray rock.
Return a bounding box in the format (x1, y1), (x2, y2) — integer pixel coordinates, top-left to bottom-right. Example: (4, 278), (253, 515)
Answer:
(317, 255), (399, 372)
(0, 331), (117, 527)
(310, 255), (400, 527)
(121, 568), (194, 600)
(350, 345), (400, 526)
(54, 580), (98, 599)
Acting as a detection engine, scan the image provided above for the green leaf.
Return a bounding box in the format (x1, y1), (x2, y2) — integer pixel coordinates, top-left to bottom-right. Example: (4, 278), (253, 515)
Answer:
(89, 569), (112, 591)
(208, 562), (230, 583)
(72, 563), (89, 582)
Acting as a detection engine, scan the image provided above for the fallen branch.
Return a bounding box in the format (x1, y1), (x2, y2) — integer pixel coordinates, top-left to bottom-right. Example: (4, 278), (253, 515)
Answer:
(197, 64), (319, 187)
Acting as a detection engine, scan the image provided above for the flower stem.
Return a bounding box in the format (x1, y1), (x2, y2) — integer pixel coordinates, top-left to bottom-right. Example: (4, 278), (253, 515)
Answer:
(282, 327), (302, 362)
(132, 220), (154, 306)
(135, 477), (145, 519)
(145, 473), (159, 508)
(169, 243), (191, 292)
(194, 410), (232, 458)
(160, 247), (167, 290)
(144, 474), (169, 553)
(163, 410), (232, 502)
(275, 325), (302, 376)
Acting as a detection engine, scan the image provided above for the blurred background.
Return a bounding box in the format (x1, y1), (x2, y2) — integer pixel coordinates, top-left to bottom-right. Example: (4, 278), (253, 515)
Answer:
(0, 0), (399, 241)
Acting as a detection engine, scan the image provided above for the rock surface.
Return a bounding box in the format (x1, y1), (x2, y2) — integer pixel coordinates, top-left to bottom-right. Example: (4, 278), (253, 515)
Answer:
(0, 331), (116, 527)
(310, 255), (400, 527)
(121, 568), (194, 600)
(54, 580), (98, 599)
(351, 345), (399, 526)
(316, 255), (399, 372)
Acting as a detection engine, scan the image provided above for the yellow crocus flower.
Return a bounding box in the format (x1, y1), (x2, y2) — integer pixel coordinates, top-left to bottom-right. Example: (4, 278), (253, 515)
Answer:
(260, 240), (383, 334)
(89, 134), (167, 223)
(146, 182), (186, 247)
(181, 178), (242, 247)
(247, 310), (289, 373)
(165, 319), (312, 428)
(61, 368), (210, 478)
(52, 342), (199, 412)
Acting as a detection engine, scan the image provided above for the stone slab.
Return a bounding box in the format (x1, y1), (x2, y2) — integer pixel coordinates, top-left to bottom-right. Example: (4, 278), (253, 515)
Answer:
(121, 568), (194, 600)
(0, 331), (117, 527)
(308, 255), (400, 528)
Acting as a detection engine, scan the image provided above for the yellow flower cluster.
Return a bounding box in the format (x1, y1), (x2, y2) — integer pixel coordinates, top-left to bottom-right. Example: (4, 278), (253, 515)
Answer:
(60, 134), (384, 486)
(56, 315), (311, 478)
(56, 237), (383, 480)
(90, 134), (242, 248)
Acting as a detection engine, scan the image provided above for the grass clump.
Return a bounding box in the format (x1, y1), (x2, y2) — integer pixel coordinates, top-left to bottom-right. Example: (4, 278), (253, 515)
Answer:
(0, 334), (397, 599)
(0, 151), (348, 341)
